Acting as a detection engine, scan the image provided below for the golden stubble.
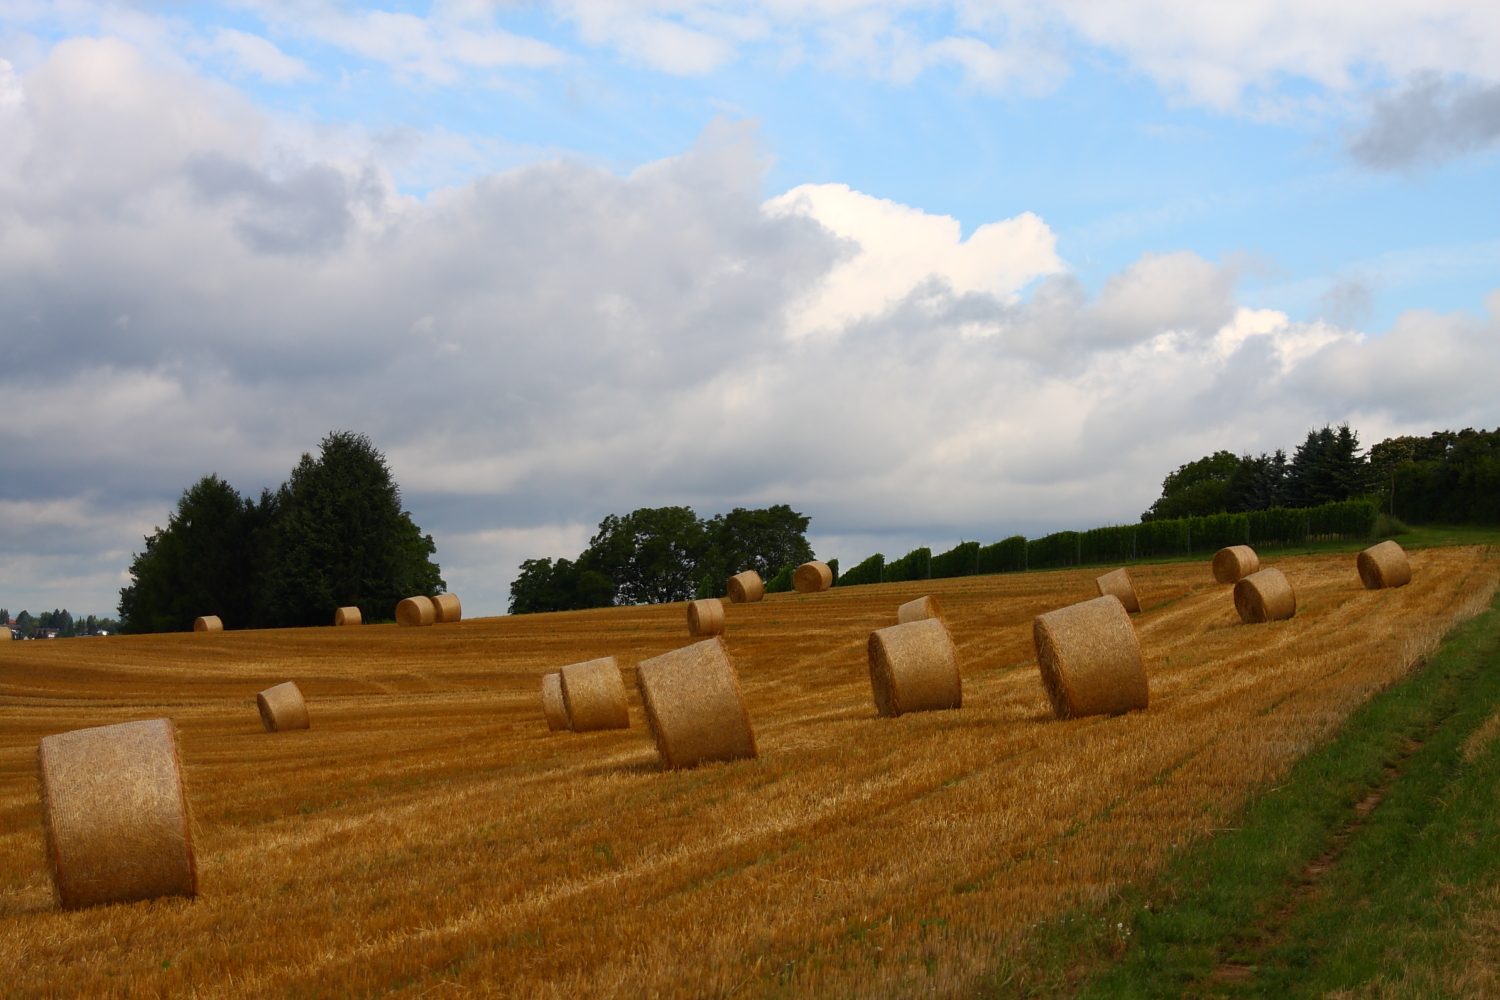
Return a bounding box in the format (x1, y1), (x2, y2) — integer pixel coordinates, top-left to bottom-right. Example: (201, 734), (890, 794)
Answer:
(1, 547), (1495, 998)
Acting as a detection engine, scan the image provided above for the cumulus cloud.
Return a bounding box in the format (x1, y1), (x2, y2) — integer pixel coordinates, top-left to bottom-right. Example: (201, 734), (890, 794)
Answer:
(2, 36), (1498, 617)
(196, 27), (313, 83)
(1347, 72), (1500, 169)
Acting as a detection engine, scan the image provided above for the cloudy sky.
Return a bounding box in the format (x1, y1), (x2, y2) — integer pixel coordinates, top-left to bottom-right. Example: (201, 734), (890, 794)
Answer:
(1, 1), (1497, 619)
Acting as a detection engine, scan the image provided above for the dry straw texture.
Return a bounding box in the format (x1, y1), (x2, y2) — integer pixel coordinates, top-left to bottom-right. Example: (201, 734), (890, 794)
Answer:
(193, 616), (223, 633)
(1033, 595), (1148, 720)
(333, 607), (362, 627)
(431, 594), (463, 624)
(896, 595), (943, 624)
(793, 562), (833, 594)
(0, 626), (10, 641)
(1359, 540), (1413, 590)
(3, 546), (1497, 999)
(256, 682), (310, 733)
(1235, 567), (1298, 623)
(395, 597), (435, 628)
(1094, 568), (1141, 614)
(36, 718), (196, 910)
(635, 638), (756, 769)
(559, 657), (630, 733)
(541, 673), (571, 732)
(726, 571), (764, 604)
(1213, 545), (1261, 584)
(867, 618), (961, 717)
(686, 598), (725, 637)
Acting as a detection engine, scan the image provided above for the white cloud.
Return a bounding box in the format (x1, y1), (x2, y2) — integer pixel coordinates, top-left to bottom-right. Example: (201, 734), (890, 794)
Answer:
(197, 27), (312, 83)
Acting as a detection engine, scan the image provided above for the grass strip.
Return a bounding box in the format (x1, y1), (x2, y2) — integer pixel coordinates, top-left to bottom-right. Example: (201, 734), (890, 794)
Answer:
(980, 589), (1500, 998)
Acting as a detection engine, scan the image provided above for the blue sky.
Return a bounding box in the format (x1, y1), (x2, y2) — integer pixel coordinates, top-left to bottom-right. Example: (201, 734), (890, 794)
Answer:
(1, 1), (1498, 616)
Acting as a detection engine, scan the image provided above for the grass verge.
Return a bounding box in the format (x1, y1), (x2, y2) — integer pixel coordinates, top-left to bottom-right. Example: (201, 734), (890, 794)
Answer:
(979, 587), (1500, 999)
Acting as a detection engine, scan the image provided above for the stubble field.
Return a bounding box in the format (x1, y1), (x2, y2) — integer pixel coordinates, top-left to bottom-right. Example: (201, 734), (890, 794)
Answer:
(2, 546), (1497, 999)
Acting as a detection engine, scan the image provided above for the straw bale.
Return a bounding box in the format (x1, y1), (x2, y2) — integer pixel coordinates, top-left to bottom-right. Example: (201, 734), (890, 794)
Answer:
(256, 681), (310, 733)
(867, 617), (961, 717)
(559, 656), (630, 732)
(1094, 568), (1141, 614)
(192, 616), (222, 633)
(541, 673), (571, 732)
(1212, 545), (1261, 585)
(635, 638), (757, 769)
(1358, 540), (1412, 590)
(432, 593), (463, 623)
(0, 625), (10, 641)
(896, 595), (944, 625)
(333, 606), (362, 627)
(1033, 595), (1148, 720)
(36, 718), (197, 910)
(793, 561), (833, 593)
(726, 570), (765, 604)
(395, 596), (436, 627)
(686, 598), (725, 637)
(1234, 567), (1297, 623)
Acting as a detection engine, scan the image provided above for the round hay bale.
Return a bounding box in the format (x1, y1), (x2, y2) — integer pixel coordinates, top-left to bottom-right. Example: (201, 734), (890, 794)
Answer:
(1234, 567), (1297, 623)
(37, 718), (197, 910)
(686, 598), (725, 637)
(1094, 568), (1141, 614)
(559, 656), (630, 732)
(0, 625), (11, 641)
(867, 617), (961, 717)
(896, 595), (943, 625)
(793, 561), (833, 594)
(541, 672), (570, 732)
(395, 596), (436, 627)
(256, 681), (310, 733)
(431, 593), (462, 623)
(1358, 540), (1412, 590)
(1212, 545), (1260, 585)
(1033, 595), (1148, 720)
(725, 571), (764, 604)
(333, 606), (362, 627)
(192, 616), (222, 633)
(635, 638), (757, 769)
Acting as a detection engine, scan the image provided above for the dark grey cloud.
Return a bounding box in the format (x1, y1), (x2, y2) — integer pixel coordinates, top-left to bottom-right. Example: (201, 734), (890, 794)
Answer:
(1348, 72), (1500, 170)
(183, 153), (376, 255)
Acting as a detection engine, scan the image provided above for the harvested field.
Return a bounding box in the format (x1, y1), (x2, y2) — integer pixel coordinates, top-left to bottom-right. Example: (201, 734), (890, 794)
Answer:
(1, 547), (1496, 998)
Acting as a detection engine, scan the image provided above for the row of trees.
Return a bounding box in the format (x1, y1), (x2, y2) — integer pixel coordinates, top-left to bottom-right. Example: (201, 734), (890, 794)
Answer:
(1, 609), (118, 638)
(1370, 428), (1500, 524)
(509, 505), (815, 614)
(118, 432), (444, 633)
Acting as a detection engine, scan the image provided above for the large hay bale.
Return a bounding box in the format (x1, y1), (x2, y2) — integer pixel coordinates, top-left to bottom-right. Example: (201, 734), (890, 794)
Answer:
(1033, 595), (1148, 720)
(635, 638), (757, 769)
(867, 617), (961, 717)
(0, 625), (10, 641)
(37, 718), (197, 910)
(686, 598), (725, 637)
(541, 672), (570, 732)
(1234, 567), (1297, 623)
(793, 561), (833, 593)
(333, 606), (362, 627)
(192, 616), (222, 633)
(256, 681), (310, 733)
(1358, 540), (1412, 590)
(896, 595), (943, 624)
(560, 657), (630, 732)
(1094, 568), (1141, 614)
(1213, 545), (1260, 585)
(726, 570), (765, 604)
(432, 593), (463, 623)
(395, 596), (436, 627)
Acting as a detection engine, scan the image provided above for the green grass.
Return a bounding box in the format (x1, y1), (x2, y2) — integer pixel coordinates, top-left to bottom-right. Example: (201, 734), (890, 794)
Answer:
(979, 588), (1500, 999)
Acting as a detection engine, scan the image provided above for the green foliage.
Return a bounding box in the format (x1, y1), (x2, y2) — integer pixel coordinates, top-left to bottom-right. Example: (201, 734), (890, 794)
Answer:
(702, 505), (815, 587)
(764, 564), (796, 594)
(585, 506), (706, 606)
(119, 433), (442, 632)
(1142, 450), (1242, 520)
(507, 558), (615, 614)
(826, 558), (839, 585)
(931, 541), (979, 579)
(1376, 513), (1411, 537)
(1286, 422), (1374, 507)
(977, 536), (1027, 574)
(1378, 427), (1500, 524)
(884, 547), (931, 583)
(837, 553), (884, 587)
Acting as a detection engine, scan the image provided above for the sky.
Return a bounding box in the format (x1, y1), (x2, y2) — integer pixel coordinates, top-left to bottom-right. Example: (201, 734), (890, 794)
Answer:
(1, 1), (1498, 619)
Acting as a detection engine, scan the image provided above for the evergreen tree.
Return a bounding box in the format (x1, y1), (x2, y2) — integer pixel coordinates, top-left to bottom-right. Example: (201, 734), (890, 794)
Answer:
(1286, 424), (1370, 506)
(260, 431), (443, 627)
(1244, 449), (1289, 510)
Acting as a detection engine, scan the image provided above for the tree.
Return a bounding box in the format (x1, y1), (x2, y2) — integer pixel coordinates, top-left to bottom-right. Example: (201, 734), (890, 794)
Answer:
(508, 557), (615, 614)
(1286, 424), (1371, 507)
(118, 474), (263, 633)
(1141, 451), (1243, 520)
(260, 431), (443, 627)
(703, 505), (815, 589)
(582, 506), (707, 605)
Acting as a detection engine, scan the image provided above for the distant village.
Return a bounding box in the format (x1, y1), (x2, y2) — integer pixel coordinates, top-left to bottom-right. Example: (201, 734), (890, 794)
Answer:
(3, 609), (118, 641)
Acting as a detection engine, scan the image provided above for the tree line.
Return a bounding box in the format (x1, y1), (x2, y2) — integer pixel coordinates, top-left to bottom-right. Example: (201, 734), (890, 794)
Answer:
(118, 431), (443, 633)
(2, 609), (119, 639)
(509, 505), (815, 614)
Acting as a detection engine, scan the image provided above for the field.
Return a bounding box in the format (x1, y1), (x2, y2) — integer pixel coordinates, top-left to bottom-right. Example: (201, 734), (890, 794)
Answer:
(2, 547), (1497, 998)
